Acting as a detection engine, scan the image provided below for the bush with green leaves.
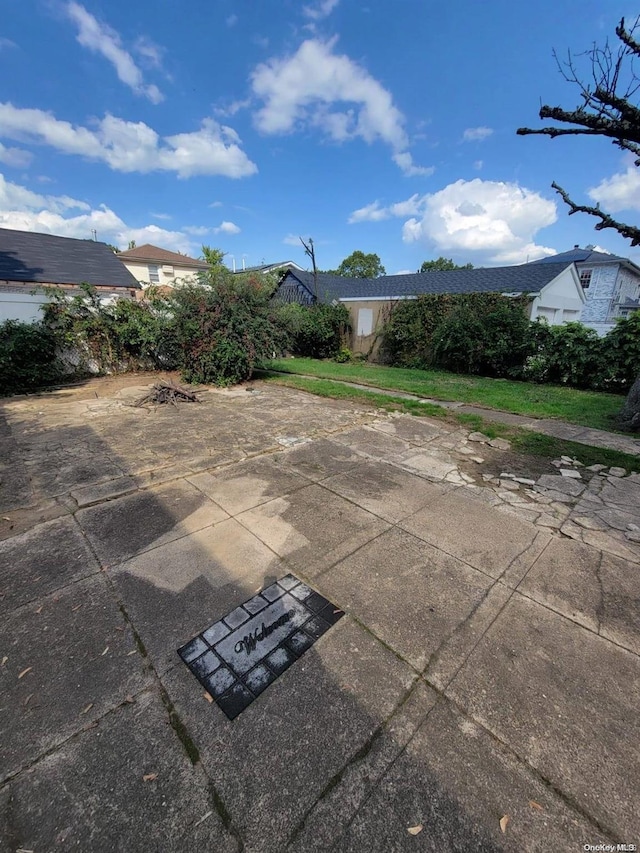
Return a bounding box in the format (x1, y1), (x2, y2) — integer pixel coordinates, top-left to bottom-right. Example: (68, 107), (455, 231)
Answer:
(274, 302), (350, 359)
(169, 273), (281, 385)
(600, 312), (640, 392)
(0, 320), (62, 395)
(383, 292), (534, 376)
(42, 284), (174, 373)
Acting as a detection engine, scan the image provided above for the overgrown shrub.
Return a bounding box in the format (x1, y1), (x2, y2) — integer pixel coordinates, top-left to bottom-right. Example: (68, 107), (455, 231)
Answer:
(275, 302), (350, 359)
(530, 322), (605, 389)
(601, 312), (640, 392)
(0, 320), (62, 395)
(383, 292), (534, 376)
(169, 273), (280, 385)
(42, 284), (174, 373)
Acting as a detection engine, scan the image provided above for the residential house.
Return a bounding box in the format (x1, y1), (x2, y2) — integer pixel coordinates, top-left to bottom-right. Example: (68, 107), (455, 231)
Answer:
(0, 227), (140, 323)
(275, 262), (585, 354)
(118, 244), (209, 290)
(231, 260), (305, 274)
(529, 246), (640, 335)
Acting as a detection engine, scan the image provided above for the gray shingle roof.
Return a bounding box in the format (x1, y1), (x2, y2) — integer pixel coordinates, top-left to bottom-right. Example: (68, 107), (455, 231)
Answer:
(0, 228), (140, 288)
(281, 262), (575, 303)
(528, 248), (626, 265)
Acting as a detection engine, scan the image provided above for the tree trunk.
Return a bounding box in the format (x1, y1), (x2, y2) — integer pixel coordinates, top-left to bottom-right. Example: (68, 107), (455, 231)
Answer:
(619, 375), (640, 431)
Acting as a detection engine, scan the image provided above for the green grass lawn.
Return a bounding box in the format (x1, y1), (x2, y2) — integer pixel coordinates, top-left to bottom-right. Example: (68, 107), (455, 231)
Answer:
(265, 358), (626, 432)
(260, 371), (640, 474)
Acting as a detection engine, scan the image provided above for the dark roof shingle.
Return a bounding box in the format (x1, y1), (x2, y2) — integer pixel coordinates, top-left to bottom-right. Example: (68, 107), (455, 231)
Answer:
(0, 227), (140, 288)
(281, 262), (575, 302)
(118, 243), (208, 268)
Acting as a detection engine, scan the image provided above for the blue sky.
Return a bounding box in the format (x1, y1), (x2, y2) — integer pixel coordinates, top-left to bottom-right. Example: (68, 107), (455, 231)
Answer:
(1, 0), (639, 272)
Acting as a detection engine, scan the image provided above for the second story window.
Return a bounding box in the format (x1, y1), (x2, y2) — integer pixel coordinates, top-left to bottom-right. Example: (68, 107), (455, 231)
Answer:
(579, 269), (593, 289)
(148, 264), (160, 283)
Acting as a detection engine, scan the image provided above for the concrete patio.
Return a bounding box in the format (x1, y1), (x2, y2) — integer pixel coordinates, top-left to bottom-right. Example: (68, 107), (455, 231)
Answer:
(1, 375), (638, 852)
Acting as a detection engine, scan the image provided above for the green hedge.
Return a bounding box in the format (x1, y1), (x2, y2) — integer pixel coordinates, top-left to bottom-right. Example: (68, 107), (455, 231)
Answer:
(382, 293), (640, 393)
(0, 320), (62, 395)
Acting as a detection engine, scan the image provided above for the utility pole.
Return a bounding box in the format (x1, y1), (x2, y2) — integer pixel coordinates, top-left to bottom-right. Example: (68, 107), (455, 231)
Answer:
(299, 237), (317, 301)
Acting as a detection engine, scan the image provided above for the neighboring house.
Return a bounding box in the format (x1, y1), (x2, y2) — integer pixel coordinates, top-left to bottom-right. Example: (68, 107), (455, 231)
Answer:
(529, 245), (640, 335)
(231, 260), (305, 275)
(275, 262), (585, 354)
(0, 227), (140, 323)
(117, 244), (209, 288)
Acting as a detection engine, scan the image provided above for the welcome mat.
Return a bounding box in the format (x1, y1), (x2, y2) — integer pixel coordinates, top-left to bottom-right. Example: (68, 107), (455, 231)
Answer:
(178, 574), (344, 719)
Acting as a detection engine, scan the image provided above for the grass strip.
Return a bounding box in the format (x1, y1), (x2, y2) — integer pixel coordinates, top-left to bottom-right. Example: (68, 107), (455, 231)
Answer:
(265, 358), (625, 432)
(262, 372), (640, 474)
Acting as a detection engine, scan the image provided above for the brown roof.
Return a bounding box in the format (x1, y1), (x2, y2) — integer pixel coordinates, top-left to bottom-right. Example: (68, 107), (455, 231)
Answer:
(118, 244), (208, 268)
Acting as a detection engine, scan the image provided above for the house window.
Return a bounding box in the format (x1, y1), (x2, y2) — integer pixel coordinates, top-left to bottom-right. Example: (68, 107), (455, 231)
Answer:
(579, 269), (592, 289)
(357, 308), (373, 336)
(148, 264), (160, 283)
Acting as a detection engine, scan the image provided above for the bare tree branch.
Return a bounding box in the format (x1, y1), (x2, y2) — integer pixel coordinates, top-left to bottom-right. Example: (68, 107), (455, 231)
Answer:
(551, 182), (640, 246)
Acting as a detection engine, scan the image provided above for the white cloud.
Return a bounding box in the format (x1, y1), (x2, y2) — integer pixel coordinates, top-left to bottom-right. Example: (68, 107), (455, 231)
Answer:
(0, 142), (32, 168)
(392, 152), (434, 177)
(134, 36), (164, 70)
(214, 221), (241, 234)
(209, 201), (223, 208)
(462, 127), (494, 142)
(66, 2), (163, 103)
(0, 37), (17, 51)
(151, 212), (171, 220)
(348, 192), (425, 223)
(303, 0), (340, 20)
(183, 225), (210, 236)
(0, 172), (197, 253)
(588, 155), (640, 212)
(348, 201), (390, 223)
(250, 38), (425, 174)
(0, 103), (257, 179)
(473, 159), (483, 170)
(226, 14), (238, 27)
(400, 179), (557, 264)
(283, 233), (302, 245)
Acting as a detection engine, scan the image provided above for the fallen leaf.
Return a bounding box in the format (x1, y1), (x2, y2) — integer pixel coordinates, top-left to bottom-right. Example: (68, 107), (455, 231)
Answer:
(194, 810), (213, 828)
(18, 667), (32, 679)
(23, 693), (34, 706)
(529, 800), (543, 811)
(204, 692), (214, 704)
(101, 646), (109, 656)
(2, 516), (11, 521)
(499, 815), (510, 834)
(143, 773), (158, 782)
(1, 656), (7, 666)
(127, 650), (137, 656)
(71, 604), (82, 612)
(124, 695), (135, 704)
(35, 605), (43, 614)
(407, 824), (423, 836)
(81, 703), (94, 715)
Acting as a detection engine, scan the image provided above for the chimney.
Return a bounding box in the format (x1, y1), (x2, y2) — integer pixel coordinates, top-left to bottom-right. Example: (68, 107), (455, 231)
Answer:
(574, 244), (580, 249)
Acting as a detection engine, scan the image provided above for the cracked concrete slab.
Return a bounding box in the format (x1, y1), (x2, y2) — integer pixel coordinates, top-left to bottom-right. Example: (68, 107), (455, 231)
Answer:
(331, 698), (610, 852)
(519, 537), (640, 655)
(237, 483), (391, 578)
(0, 690), (239, 853)
(0, 573), (150, 782)
(399, 489), (539, 578)
(77, 478), (229, 567)
(0, 515), (100, 617)
(447, 594), (640, 840)
(318, 526), (494, 671)
(161, 617), (416, 853)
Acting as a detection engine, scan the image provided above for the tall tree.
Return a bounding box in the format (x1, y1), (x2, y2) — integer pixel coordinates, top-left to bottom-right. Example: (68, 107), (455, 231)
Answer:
(420, 257), (473, 272)
(201, 245), (226, 269)
(333, 250), (386, 278)
(517, 16), (640, 244)
(518, 16), (640, 430)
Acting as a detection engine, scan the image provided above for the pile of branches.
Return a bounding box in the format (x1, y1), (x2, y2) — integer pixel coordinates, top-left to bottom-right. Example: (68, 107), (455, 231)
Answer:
(135, 380), (200, 408)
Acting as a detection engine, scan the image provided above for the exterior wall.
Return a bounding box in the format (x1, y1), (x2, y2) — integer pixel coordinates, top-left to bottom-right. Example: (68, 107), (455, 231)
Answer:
(579, 263), (619, 327)
(121, 259), (203, 286)
(0, 281), (137, 323)
(341, 299), (401, 355)
(527, 266), (584, 325)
